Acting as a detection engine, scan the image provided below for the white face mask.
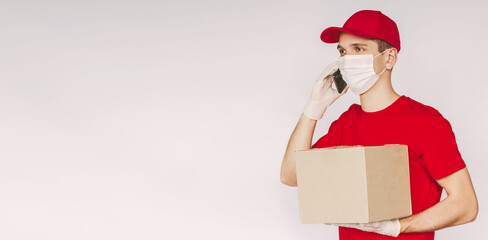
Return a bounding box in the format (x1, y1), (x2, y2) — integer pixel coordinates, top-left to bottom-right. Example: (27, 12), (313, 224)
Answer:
(338, 49), (389, 95)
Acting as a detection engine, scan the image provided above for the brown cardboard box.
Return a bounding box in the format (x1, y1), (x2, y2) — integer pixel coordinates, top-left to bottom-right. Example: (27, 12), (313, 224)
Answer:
(295, 144), (412, 223)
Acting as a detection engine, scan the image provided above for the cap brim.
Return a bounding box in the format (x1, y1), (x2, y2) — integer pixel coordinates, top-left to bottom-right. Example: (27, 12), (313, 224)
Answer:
(320, 27), (378, 43)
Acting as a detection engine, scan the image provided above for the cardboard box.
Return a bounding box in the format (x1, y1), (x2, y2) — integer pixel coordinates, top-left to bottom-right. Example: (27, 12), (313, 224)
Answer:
(295, 144), (412, 223)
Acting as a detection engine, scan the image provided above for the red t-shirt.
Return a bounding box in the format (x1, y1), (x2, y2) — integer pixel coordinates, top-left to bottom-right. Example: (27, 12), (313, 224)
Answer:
(311, 95), (466, 240)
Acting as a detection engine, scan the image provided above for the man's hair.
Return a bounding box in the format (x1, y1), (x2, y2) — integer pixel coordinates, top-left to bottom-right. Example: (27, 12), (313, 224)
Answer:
(373, 39), (395, 52)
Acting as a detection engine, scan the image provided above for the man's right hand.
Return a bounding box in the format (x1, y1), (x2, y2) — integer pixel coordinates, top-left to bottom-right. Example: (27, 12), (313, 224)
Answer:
(303, 61), (349, 120)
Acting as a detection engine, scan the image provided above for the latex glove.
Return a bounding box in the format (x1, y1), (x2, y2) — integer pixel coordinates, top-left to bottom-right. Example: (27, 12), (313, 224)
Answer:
(326, 219), (401, 237)
(303, 61), (348, 120)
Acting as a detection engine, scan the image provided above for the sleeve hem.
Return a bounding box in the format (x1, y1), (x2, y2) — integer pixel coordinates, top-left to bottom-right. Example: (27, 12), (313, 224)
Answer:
(431, 161), (467, 181)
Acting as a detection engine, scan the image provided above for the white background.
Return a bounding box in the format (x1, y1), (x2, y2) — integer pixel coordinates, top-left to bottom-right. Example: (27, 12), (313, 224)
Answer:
(0, 0), (486, 239)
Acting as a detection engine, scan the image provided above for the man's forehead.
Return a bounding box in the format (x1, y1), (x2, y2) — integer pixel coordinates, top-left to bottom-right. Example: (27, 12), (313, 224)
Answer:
(337, 33), (376, 49)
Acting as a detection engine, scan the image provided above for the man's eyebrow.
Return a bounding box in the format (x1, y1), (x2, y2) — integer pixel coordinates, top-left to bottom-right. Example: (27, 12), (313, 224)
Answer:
(337, 43), (368, 49)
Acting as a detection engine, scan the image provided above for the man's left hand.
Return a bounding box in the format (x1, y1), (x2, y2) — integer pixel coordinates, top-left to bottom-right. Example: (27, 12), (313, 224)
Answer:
(326, 219), (401, 237)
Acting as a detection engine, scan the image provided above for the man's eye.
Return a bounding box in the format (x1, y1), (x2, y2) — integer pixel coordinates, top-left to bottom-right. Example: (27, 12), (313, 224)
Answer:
(356, 47), (364, 52)
(339, 49), (346, 54)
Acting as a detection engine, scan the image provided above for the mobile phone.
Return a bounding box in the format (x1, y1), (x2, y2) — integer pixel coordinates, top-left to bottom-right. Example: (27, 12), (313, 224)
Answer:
(332, 69), (347, 93)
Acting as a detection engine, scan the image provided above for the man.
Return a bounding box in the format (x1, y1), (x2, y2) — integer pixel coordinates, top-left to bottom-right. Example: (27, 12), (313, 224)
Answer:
(280, 10), (478, 239)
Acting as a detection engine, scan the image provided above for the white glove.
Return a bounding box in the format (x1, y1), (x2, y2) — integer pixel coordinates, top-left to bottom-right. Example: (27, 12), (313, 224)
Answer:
(303, 61), (348, 120)
(326, 219), (401, 237)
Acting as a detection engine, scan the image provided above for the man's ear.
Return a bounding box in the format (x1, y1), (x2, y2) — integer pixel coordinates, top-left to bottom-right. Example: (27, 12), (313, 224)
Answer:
(385, 48), (398, 70)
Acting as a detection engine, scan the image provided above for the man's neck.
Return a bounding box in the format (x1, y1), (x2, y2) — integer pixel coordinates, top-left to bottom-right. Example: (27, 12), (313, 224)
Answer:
(359, 73), (400, 112)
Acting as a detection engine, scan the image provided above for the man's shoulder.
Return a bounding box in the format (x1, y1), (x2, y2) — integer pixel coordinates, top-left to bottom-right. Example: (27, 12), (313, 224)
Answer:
(337, 103), (360, 119)
(403, 96), (449, 124)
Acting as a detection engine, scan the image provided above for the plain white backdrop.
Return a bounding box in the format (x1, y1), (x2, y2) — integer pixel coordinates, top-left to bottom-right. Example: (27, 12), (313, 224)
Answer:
(0, 0), (486, 239)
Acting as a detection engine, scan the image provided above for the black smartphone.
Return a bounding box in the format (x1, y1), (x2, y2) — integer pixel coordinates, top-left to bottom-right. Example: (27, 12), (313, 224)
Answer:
(332, 69), (347, 93)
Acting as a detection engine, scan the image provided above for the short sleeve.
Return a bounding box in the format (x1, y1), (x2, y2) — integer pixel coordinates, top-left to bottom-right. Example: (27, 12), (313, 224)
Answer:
(312, 119), (339, 149)
(420, 115), (466, 180)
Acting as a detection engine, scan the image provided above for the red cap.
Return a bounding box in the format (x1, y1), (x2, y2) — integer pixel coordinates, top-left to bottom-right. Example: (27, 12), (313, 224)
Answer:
(320, 10), (401, 52)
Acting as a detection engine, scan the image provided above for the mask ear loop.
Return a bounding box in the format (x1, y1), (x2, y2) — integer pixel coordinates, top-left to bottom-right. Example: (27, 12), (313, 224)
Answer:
(377, 67), (387, 77)
(375, 49), (392, 76)
(373, 49), (390, 58)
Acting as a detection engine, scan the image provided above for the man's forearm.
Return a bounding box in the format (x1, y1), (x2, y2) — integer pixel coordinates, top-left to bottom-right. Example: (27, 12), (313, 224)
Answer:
(400, 198), (475, 233)
(400, 168), (478, 233)
(280, 113), (317, 186)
